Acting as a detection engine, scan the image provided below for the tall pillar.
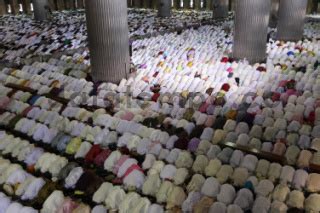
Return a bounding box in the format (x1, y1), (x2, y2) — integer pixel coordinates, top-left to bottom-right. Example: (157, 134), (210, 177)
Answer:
(194, 0), (201, 10)
(33, 0), (49, 21)
(10, 0), (19, 14)
(277, 0), (308, 41)
(233, 0), (271, 63)
(269, 0), (279, 28)
(85, 0), (130, 83)
(158, 0), (171, 17)
(212, 0), (228, 19)
(0, 0), (7, 15)
(22, 0), (31, 14)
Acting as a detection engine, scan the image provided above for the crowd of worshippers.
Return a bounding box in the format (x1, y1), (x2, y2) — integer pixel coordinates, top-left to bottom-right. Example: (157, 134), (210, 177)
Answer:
(1, 8), (320, 213)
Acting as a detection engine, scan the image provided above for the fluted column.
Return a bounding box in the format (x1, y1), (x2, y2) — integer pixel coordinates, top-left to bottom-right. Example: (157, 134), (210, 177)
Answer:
(0, 0), (7, 15)
(212, 0), (228, 19)
(233, 0), (271, 63)
(10, 0), (19, 14)
(85, 0), (130, 83)
(33, 0), (49, 21)
(276, 0), (308, 41)
(158, 0), (171, 17)
(269, 0), (279, 28)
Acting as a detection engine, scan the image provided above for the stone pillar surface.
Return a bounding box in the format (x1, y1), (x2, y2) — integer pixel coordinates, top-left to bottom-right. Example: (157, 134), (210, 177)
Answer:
(269, 0), (279, 28)
(212, 0), (228, 19)
(85, 0), (130, 83)
(276, 0), (308, 41)
(33, 0), (49, 21)
(233, 0), (271, 63)
(158, 0), (171, 17)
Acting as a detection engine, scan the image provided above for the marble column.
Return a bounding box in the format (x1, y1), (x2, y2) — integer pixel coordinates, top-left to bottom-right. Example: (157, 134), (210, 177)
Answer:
(33, 0), (49, 21)
(233, 0), (271, 63)
(0, 0), (7, 15)
(158, 0), (171, 17)
(85, 0), (130, 83)
(269, 0), (279, 28)
(212, 0), (228, 19)
(10, 0), (20, 14)
(276, 0), (308, 41)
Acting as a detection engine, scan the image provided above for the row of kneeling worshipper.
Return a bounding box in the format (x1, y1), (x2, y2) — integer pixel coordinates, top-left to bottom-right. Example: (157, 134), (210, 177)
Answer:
(2, 131), (320, 213)
(1, 72), (320, 212)
(0, 9), (215, 65)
